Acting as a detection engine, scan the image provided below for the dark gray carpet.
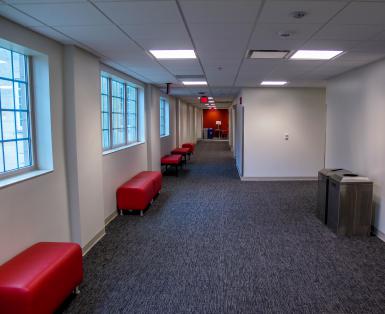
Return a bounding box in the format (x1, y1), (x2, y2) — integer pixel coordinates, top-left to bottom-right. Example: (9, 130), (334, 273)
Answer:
(62, 141), (385, 314)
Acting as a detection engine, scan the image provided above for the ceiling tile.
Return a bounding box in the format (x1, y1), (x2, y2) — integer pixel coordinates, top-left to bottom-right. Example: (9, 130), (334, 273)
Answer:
(251, 23), (321, 42)
(0, 4), (44, 27)
(259, 0), (348, 24)
(314, 24), (385, 41)
(30, 26), (74, 44)
(180, 0), (262, 24)
(300, 39), (360, 51)
(56, 25), (142, 55)
(195, 38), (248, 60)
(95, 1), (182, 25)
(158, 59), (203, 76)
(189, 23), (252, 41)
(12, 2), (111, 26)
(133, 38), (193, 51)
(331, 2), (385, 25)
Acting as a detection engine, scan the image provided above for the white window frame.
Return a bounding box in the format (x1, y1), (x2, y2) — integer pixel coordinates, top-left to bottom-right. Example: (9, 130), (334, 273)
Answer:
(101, 74), (141, 153)
(160, 97), (170, 137)
(0, 48), (35, 180)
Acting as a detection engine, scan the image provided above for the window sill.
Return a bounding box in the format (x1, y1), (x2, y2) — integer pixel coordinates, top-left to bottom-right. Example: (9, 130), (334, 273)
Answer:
(103, 141), (145, 156)
(0, 169), (53, 190)
(160, 134), (170, 138)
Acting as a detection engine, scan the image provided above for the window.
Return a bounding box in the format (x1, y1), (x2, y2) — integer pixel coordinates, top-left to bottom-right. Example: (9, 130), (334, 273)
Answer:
(160, 97), (169, 137)
(100, 75), (140, 152)
(0, 47), (33, 175)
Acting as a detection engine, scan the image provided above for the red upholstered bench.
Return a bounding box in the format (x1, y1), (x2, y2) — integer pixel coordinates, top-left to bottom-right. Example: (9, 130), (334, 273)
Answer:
(133, 171), (162, 197)
(182, 143), (195, 154)
(0, 242), (83, 314)
(117, 171), (162, 216)
(171, 147), (190, 162)
(161, 154), (182, 176)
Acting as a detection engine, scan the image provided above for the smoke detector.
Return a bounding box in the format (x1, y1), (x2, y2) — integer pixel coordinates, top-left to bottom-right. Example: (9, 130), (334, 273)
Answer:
(291, 11), (307, 19)
(278, 31), (293, 38)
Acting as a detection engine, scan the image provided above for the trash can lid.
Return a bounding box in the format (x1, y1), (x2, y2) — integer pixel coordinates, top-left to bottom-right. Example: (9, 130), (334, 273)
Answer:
(330, 172), (372, 183)
(318, 168), (351, 176)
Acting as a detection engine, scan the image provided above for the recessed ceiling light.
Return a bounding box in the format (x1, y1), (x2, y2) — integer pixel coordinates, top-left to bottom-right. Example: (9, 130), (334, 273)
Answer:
(149, 50), (196, 59)
(290, 50), (343, 60)
(261, 81), (287, 86)
(182, 81), (207, 86)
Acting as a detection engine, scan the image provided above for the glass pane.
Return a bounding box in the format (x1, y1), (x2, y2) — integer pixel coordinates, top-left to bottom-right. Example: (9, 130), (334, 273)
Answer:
(102, 130), (109, 149)
(127, 113), (136, 128)
(0, 114), (2, 140)
(2, 111), (16, 140)
(101, 95), (109, 112)
(127, 127), (137, 143)
(127, 86), (137, 101)
(112, 97), (124, 113)
(12, 52), (26, 82)
(112, 113), (124, 129)
(112, 80), (124, 98)
(0, 48), (12, 79)
(102, 112), (109, 130)
(0, 144), (4, 173)
(3, 141), (17, 171)
(0, 80), (14, 109)
(101, 76), (109, 94)
(15, 111), (29, 139)
(14, 82), (28, 110)
(17, 140), (31, 168)
(112, 129), (125, 146)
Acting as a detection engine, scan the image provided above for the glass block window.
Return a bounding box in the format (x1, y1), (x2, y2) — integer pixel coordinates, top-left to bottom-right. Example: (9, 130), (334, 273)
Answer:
(0, 47), (32, 174)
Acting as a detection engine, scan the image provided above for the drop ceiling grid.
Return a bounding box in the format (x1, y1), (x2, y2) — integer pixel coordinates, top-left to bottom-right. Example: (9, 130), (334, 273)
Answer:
(0, 0), (385, 100)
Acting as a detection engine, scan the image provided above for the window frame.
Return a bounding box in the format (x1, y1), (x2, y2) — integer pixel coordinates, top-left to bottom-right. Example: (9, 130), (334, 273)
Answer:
(160, 97), (169, 138)
(101, 74), (141, 153)
(0, 50), (35, 180)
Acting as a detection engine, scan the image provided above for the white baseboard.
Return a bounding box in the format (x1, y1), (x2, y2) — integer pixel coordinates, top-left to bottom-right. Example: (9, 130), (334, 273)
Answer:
(241, 176), (317, 182)
(82, 228), (105, 256)
(104, 211), (118, 226)
(373, 227), (385, 242)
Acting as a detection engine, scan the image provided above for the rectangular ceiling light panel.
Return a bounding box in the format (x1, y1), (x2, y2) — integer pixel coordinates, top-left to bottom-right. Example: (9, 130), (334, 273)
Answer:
(248, 50), (289, 59)
(182, 81), (207, 85)
(261, 81), (287, 86)
(290, 50), (343, 60)
(150, 50), (196, 59)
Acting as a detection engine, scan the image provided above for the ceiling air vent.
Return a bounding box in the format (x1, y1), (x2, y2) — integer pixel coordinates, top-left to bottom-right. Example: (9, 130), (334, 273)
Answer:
(247, 50), (290, 59)
(175, 75), (205, 80)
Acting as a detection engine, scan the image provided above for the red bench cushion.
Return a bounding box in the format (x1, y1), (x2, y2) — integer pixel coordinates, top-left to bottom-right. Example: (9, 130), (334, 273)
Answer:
(161, 155), (182, 165)
(182, 143), (195, 152)
(133, 171), (162, 195)
(171, 148), (190, 155)
(117, 177), (153, 210)
(0, 242), (83, 314)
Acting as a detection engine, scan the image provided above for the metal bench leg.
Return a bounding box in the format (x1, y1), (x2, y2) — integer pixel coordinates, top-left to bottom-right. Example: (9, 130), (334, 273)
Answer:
(140, 210), (144, 217)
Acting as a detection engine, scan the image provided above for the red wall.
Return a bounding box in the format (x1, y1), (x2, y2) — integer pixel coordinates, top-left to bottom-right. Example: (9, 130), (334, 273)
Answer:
(203, 109), (229, 130)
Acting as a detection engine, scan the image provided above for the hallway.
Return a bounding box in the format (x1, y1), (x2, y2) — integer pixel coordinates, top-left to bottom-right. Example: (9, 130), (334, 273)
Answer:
(63, 142), (385, 314)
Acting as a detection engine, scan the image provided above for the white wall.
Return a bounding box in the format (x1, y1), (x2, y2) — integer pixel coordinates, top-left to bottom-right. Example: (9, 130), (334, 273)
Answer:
(178, 100), (197, 145)
(241, 88), (326, 179)
(0, 18), (71, 263)
(326, 58), (385, 236)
